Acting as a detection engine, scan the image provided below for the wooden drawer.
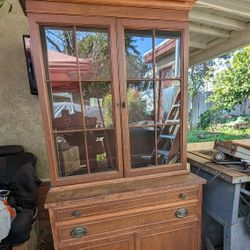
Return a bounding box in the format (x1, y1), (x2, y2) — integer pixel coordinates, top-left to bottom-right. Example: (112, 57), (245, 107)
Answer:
(55, 187), (199, 222)
(58, 203), (198, 243)
(60, 233), (134, 250)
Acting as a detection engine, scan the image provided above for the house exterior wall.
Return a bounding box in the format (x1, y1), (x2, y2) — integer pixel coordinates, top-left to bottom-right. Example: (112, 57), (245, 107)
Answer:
(0, 0), (49, 179)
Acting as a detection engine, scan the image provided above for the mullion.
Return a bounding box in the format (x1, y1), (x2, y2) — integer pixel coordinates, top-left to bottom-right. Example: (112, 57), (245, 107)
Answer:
(46, 80), (111, 84)
(126, 78), (181, 82)
(74, 25), (91, 175)
(152, 29), (158, 166)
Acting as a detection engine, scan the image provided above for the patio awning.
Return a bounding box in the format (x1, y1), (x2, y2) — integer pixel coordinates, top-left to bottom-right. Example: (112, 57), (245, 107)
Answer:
(189, 0), (250, 65)
(19, 0), (250, 66)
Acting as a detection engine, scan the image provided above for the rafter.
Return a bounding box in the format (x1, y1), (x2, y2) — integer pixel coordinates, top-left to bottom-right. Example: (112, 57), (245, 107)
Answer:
(189, 40), (208, 49)
(189, 23), (230, 38)
(196, 0), (250, 19)
(190, 10), (248, 31)
(189, 26), (250, 66)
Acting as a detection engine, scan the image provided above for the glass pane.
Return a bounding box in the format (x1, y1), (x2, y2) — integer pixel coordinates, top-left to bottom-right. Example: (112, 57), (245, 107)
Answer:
(87, 130), (117, 173)
(155, 31), (181, 79)
(82, 82), (113, 128)
(55, 132), (87, 177)
(76, 28), (111, 81)
(127, 81), (154, 125)
(125, 30), (153, 79)
(48, 82), (83, 130)
(156, 125), (180, 165)
(130, 127), (155, 168)
(42, 27), (78, 81)
(156, 80), (180, 124)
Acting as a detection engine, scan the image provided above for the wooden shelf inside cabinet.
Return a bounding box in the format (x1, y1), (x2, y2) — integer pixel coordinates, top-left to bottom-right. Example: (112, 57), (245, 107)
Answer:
(23, 0), (205, 249)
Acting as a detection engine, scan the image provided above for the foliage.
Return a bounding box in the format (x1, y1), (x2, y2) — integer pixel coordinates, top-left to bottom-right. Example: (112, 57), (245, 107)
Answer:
(127, 89), (151, 122)
(103, 88), (150, 126)
(208, 46), (250, 111)
(188, 61), (215, 97)
(198, 109), (228, 129)
(188, 60), (215, 129)
(188, 126), (250, 143)
(78, 32), (110, 80)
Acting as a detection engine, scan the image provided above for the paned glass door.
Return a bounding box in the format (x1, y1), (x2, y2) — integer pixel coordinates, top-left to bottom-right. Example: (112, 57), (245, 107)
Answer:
(117, 19), (185, 176)
(40, 19), (123, 180)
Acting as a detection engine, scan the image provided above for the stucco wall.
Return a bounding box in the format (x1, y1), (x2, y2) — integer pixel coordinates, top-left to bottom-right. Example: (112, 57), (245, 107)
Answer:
(0, 0), (49, 179)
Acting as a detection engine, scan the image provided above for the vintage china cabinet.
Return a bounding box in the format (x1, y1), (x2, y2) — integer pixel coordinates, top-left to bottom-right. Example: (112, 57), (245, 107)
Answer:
(24, 0), (206, 249)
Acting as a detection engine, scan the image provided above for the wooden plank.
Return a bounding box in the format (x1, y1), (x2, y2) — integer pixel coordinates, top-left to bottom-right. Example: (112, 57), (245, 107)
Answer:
(45, 173), (206, 207)
(188, 152), (250, 184)
(26, 1), (189, 21)
(214, 140), (250, 154)
(215, 145), (250, 161)
(25, 0), (195, 11)
(187, 139), (250, 152)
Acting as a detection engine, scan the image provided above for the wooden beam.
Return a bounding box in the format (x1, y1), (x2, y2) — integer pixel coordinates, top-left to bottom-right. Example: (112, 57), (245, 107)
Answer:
(189, 26), (250, 66)
(196, 0), (250, 19)
(26, 0), (196, 11)
(189, 23), (230, 38)
(190, 10), (248, 31)
(189, 40), (208, 49)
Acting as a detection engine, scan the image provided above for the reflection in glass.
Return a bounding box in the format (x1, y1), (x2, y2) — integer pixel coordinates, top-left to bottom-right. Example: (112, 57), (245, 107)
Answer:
(127, 81), (154, 125)
(48, 82), (83, 130)
(42, 27), (79, 81)
(87, 130), (117, 173)
(76, 28), (110, 80)
(125, 30), (153, 79)
(55, 132), (86, 177)
(82, 82), (113, 128)
(155, 31), (181, 79)
(156, 125), (180, 165)
(156, 80), (180, 124)
(130, 127), (155, 168)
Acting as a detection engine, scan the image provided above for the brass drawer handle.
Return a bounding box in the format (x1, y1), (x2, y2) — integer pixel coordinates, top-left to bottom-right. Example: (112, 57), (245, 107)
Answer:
(175, 208), (189, 218)
(71, 226), (87, 238)
(72, 210), (81, 217)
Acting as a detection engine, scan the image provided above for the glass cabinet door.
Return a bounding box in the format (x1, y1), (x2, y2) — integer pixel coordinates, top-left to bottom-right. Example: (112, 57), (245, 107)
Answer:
(117, 19), (185, 176)
(40, 21), (123, 181)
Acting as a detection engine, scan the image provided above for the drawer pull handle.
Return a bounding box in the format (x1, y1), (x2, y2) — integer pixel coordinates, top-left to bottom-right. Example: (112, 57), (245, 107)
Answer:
(72, 210), (81, 217)
(179, 193), (187, 199)
(71, 227), (87, 238)
(175, 208), (189, 218)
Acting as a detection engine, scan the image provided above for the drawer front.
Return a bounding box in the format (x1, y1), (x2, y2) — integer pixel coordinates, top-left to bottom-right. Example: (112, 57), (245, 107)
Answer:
(55, 187), (199, 221)
(58, 203), (198, 243)
(60, 233), (134, 250)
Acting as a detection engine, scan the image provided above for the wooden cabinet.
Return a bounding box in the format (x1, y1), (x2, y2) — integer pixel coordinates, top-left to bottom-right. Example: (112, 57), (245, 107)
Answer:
(136, 221), (198, 250)
(45, 174), (204, 250)
(22, 0), (206, 249)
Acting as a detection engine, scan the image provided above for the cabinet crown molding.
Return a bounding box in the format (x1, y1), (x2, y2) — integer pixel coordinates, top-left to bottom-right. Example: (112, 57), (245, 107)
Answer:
(20, 0), (196, 13)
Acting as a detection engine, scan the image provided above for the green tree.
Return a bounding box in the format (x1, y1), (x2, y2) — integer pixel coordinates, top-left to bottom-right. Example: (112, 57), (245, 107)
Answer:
(188, 60), (215, 129)
(209, 46), (250, 111)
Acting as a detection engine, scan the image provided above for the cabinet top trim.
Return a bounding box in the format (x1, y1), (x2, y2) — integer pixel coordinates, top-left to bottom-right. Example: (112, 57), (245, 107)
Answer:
(45, 173), (206, 208)
(21, 0), (196, 13)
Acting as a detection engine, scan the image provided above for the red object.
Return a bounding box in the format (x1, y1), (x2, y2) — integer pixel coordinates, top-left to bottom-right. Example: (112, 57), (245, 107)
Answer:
(48, 51), (95, 93)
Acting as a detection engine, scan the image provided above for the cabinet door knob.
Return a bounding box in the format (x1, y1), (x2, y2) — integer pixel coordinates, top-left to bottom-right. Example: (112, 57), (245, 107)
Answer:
(175, 208), (189, 218)
(71, 226), (87, 238)
(179, 193), (187, 199)
(72, 210), (81, 217)
(121, 101), (126, 108)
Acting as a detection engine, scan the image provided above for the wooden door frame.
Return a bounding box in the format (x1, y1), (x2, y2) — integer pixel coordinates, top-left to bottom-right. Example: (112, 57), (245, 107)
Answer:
(116, 18), (189, 177)
(28, 14), (124, 186)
